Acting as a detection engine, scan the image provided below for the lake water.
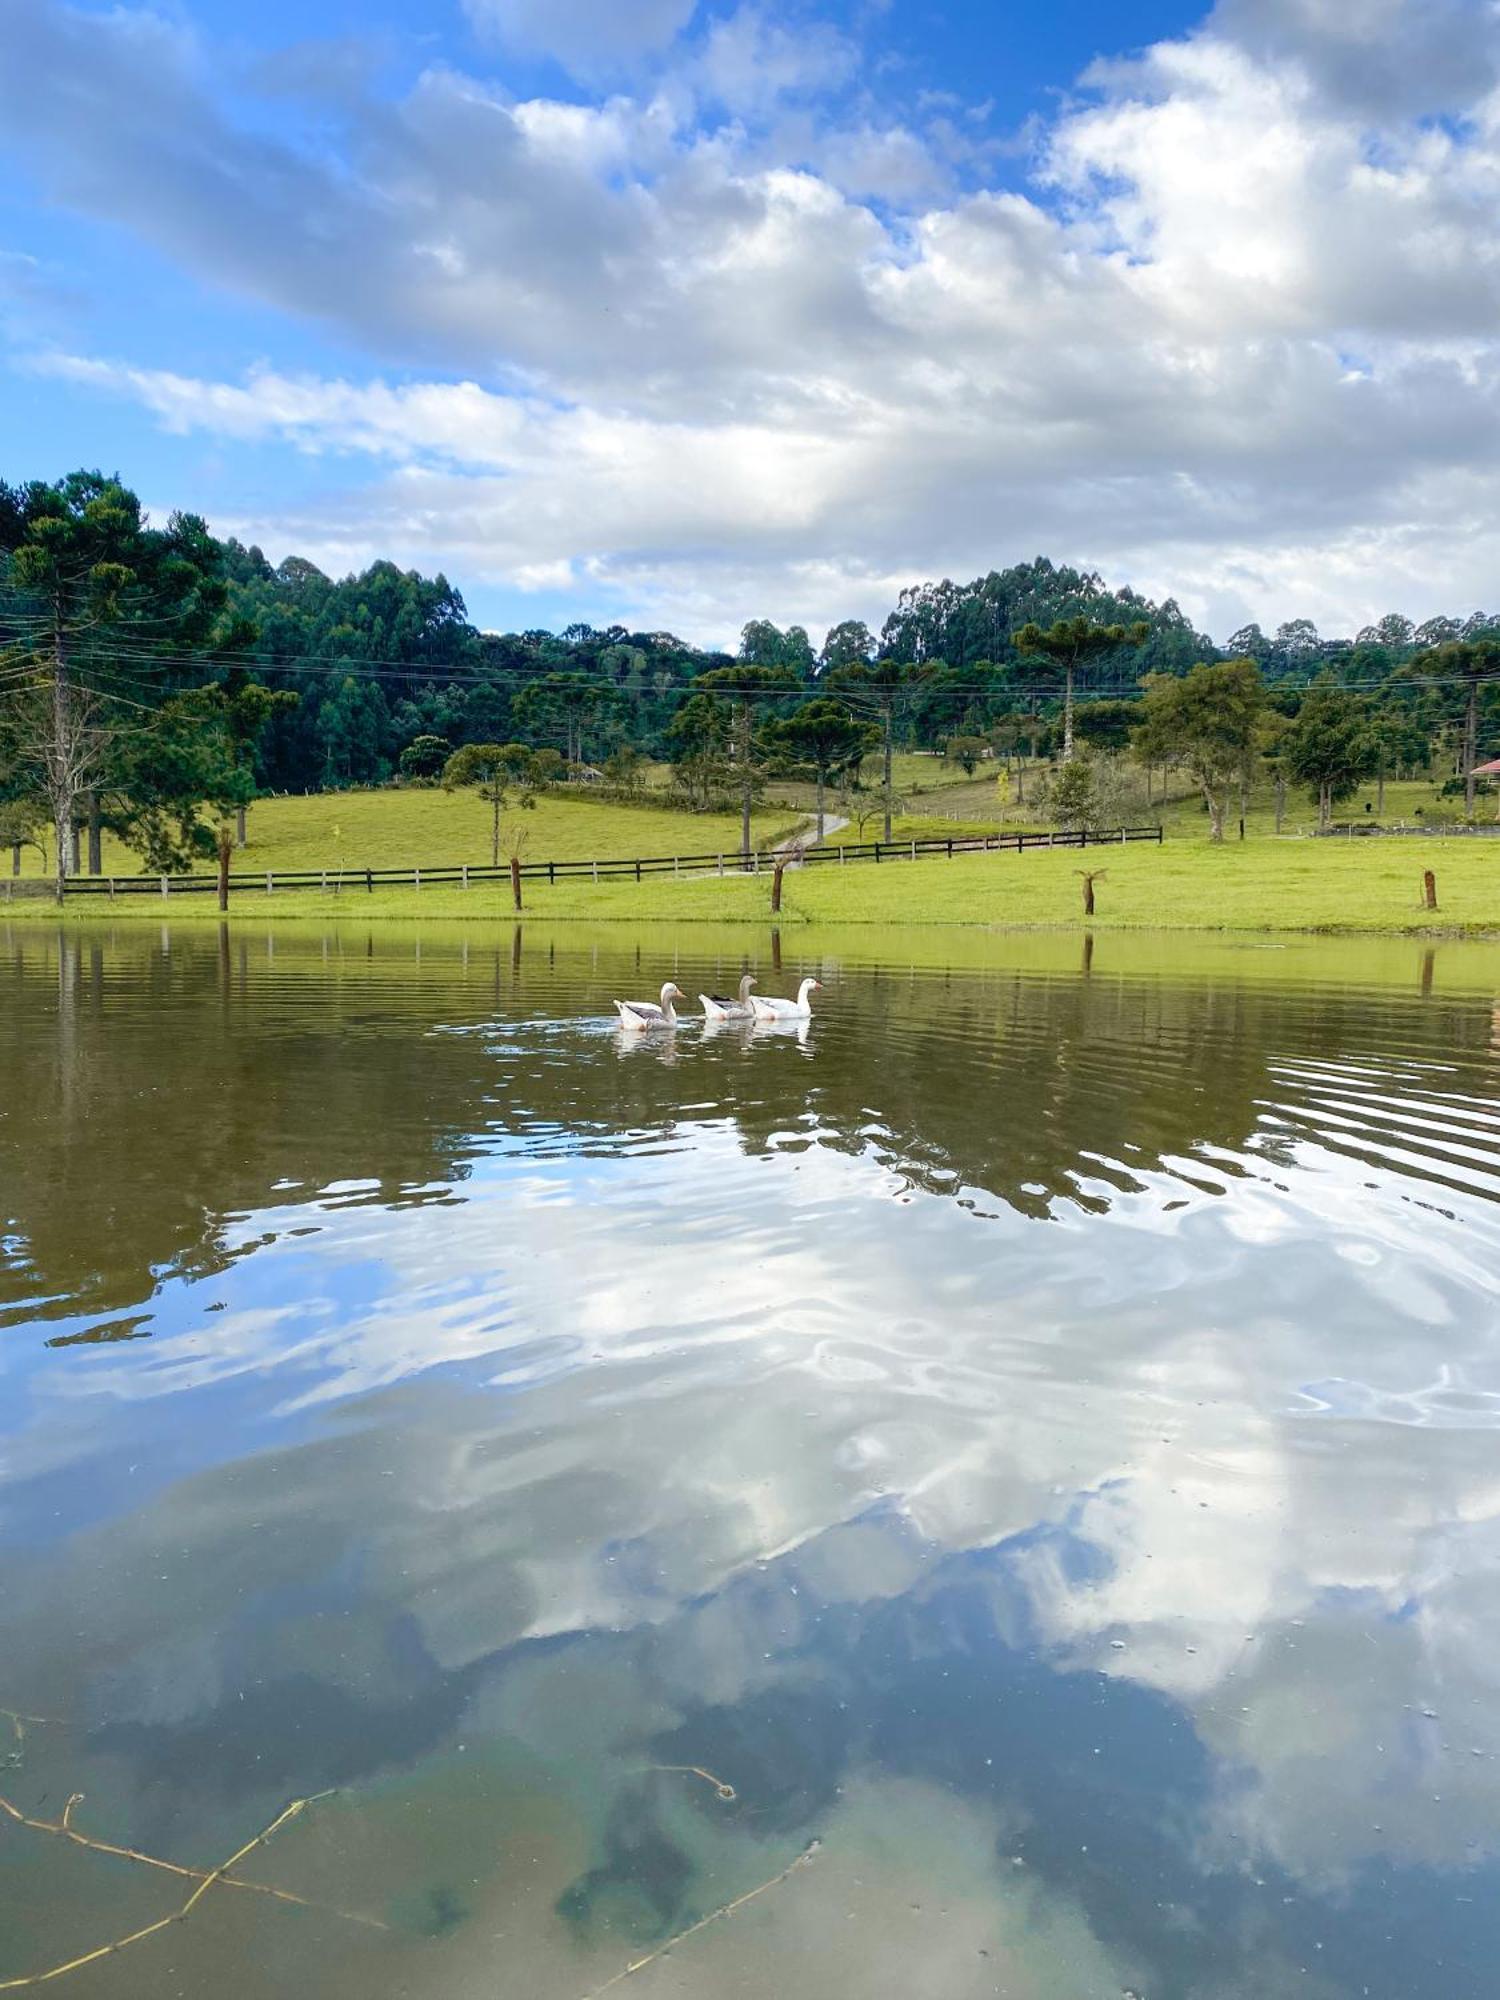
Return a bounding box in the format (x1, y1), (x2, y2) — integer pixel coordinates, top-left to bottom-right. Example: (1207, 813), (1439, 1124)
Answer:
(3, 921), (1500, 1999)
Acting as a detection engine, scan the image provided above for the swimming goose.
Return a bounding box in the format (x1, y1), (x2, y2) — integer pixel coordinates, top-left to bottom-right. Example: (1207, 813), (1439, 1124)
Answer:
(750, 977), (821, 1020)
(699, 974), (757, 1021)
(615, 982), (685, 1031)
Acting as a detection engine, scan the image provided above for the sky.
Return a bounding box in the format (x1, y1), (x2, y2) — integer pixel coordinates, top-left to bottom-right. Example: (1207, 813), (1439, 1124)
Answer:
(1, 0), (1498, 649)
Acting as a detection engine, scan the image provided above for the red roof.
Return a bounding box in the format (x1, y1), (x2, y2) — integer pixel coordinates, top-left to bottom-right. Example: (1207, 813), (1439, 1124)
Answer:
(1472, 758), (1500, 776)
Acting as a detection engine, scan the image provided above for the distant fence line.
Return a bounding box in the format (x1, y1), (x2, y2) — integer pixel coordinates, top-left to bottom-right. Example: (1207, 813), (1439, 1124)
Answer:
(37, 824), (1165, 901)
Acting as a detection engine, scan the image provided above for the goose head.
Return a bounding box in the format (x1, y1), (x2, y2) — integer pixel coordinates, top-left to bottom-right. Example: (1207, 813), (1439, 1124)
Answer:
(738, 974), (758, 1001)
(660, 982), (685, 1008)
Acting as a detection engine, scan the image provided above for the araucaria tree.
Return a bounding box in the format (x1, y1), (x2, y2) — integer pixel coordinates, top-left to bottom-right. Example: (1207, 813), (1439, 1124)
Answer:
(442, 742), (544, 865)
(1014, 617), (1149, 761)
(764, 699), (875, 835)
(827, 659), (928, 841)
(695, 663), (797, 864)
(1134, 659), (1266, 842)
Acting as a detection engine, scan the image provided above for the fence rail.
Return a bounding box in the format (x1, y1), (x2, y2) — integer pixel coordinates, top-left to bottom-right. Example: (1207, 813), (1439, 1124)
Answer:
(47, 824), (1165, 899)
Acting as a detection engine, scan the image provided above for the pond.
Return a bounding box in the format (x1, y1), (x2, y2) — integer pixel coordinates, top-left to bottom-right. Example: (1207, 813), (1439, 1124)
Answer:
(3, 922), (1500, 1999)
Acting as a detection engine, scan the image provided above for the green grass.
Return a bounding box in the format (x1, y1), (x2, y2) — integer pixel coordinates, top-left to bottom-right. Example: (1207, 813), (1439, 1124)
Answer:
(11, 785), (799, 878)
(17, 830), (1496, 937)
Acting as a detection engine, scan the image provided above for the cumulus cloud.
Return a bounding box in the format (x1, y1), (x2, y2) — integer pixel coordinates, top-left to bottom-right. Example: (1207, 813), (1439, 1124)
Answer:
(3, 0), (1500, 637)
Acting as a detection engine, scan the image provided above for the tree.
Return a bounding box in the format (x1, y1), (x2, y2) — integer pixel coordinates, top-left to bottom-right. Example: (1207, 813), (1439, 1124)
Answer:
(763, 700), (876, 834)
(1411, 637), (1500, 815)
(1072, 699), (1140, 755)
(944, 734), (988, 776)
(665, 691), (732, 809)
(828, 658), (929, 840)
(512, 673), (622, 766)
(400, 734), (453, 782)
(1014, 618), (1149, 761)
(1283, 685), (1378, 828)
(696, 664), (797, 864)
(442, 742), (539, 866)
(819, 620), (875, 672)
(738, 620), (815, 677)
(0, 472), (247, 901)
(1134, 659), (1266, 842)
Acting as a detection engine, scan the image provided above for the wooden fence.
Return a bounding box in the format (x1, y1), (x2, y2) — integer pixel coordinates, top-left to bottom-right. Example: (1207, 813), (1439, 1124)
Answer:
(47, 824), (1165, 900)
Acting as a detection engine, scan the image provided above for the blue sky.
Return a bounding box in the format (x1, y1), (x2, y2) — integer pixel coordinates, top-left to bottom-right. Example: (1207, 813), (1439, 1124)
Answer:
(2, 0), (1498, 644)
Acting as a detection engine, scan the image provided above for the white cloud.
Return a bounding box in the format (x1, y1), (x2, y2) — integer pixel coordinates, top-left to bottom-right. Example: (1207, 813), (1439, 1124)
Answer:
(4, 0), (1500, 638)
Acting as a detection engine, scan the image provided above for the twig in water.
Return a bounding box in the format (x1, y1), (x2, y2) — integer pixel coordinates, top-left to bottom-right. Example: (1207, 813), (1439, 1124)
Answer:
(586, 1841), (820, 1996)
(0, 1788), (384, 1990)
(647, 1765), (737, 1802)
(0, 1791), (386, 1930)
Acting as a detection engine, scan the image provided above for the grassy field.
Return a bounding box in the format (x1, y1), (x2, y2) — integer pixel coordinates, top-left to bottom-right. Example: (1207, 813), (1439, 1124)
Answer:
(10, 786), (801, 878)
(15, 828), (1496, 937)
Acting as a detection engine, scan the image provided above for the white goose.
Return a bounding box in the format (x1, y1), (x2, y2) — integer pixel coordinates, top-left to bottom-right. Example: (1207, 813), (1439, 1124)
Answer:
(615, 982), (685, 1031)
(699, 974), (757, 1021)
(750, 977), (821, 1021)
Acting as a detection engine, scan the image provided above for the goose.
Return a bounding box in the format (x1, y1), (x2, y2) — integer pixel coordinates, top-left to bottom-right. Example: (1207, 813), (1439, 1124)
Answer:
(615, 982), (685, 1031)
(699, 974), (757, 1021)
(750, 977), (821, 1021)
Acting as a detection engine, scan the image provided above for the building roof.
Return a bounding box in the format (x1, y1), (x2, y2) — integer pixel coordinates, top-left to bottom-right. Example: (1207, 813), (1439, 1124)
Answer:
(1472, 758), (1500, 776)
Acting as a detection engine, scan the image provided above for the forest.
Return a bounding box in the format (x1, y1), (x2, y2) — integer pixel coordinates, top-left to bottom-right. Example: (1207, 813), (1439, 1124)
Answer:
(2, 469), (1498, 894)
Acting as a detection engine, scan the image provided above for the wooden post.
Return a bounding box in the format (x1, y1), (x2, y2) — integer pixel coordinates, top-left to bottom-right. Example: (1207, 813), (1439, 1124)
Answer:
(160, 874), (169, 898)
(265, 871), (273, 895)
(366, 869), (373, 894)
(462, 864), (469, 889)
(1076, 868), (1107, 916)
(1423, 869), (1438, 910)
(414, 868), (421, 890)
(510, 855), (523, 912)
(771, 856), (787, 913)
(217, 826), (232, 913)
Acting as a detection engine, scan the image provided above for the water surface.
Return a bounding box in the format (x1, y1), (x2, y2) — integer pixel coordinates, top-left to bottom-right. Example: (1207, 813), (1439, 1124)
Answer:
(3, 923), (1500, 1998)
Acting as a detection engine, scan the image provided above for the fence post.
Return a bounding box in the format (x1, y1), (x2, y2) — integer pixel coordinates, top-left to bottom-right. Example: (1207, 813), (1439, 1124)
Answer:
(266, 871), (273, 894)
(593, 860), (599, 883)
(839, 845), (845, 865)
(365, 869), (373, 894)
(160, 875), (169, 898)
(635, 859), (641, 882)
(108, 878), (115, 900)
(674, 856), (680, 877)
(718, 853), (724, 876)
(462, 865), (468, 890)
(754, 849), (760, 875)
(910, 838), (916, 861)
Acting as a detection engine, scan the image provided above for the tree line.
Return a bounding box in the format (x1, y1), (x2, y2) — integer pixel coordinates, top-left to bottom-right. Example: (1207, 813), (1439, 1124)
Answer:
(3, 469), (1498, 897)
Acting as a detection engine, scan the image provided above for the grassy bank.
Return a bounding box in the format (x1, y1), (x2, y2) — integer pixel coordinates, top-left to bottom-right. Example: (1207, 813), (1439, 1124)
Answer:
(11, 834), (1497, 937)
(8, 785), (797, 879)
